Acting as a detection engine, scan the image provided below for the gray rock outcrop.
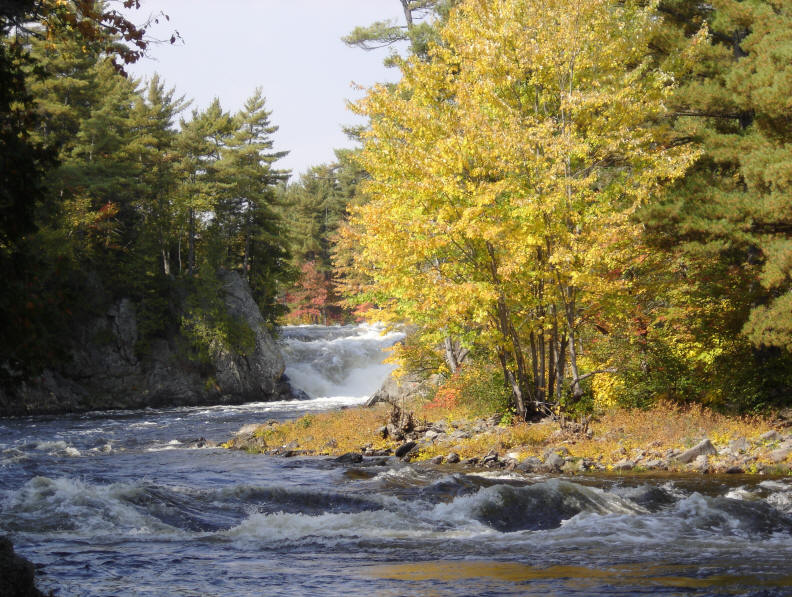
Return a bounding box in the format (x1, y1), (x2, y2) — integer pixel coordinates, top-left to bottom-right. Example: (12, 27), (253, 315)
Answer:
(0, 270), (293, 416)
(211, 270), (285, 398)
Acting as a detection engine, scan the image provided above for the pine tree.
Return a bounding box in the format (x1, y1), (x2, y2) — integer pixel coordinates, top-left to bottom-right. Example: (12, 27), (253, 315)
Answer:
(127, 75), (188, 277)
(174, 107), (214, 276)
(343, 0), (458, 65)
(640, 0), (792, 407)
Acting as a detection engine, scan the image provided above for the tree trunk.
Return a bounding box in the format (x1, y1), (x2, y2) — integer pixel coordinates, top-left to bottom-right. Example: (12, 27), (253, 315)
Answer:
(548, 307), (558, 407)
(485, 241), (537, 419)
(556, 335), (568, 402)
(538, 327), (546, 404)
(188, 208), (195, 275)
(444, 336), (459, 374)
(399, 0), (414, 28)
(565, 292), (583, 403)
(161, 245), (170, 277)
(498, 349), (526, 419)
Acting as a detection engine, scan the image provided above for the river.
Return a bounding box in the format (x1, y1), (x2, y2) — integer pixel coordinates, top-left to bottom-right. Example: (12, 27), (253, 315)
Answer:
(2, 324), (792, 596)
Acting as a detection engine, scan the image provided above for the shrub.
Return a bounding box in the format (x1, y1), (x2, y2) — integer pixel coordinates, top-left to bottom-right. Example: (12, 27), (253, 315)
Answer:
(426, 362), (511, 418)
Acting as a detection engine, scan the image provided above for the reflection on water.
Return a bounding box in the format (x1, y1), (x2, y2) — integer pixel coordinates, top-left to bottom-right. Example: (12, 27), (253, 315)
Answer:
(366, 561), (792, 593)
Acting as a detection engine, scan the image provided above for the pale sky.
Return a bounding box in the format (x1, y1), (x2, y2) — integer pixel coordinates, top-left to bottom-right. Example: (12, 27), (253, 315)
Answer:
(126, 1), (405, 179)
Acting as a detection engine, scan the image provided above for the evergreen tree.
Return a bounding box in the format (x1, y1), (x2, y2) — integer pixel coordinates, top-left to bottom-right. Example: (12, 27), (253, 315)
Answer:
(219, 90), (292, 320)
(640, 0), (792, 407)
(127, 75), (188, 278)
(175, 108), (214, 276)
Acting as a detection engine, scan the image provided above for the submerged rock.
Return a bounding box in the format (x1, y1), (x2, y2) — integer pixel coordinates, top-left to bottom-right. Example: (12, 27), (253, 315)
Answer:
(334, 452), (364, 464)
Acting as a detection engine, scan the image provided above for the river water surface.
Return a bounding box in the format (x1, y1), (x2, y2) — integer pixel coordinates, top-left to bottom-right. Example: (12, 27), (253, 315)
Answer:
(2, 324), (792, 596)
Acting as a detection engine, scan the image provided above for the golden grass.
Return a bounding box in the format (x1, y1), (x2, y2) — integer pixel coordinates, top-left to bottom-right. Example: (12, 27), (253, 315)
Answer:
(243, 406), (394, 454)
(575, 400), (774, 459)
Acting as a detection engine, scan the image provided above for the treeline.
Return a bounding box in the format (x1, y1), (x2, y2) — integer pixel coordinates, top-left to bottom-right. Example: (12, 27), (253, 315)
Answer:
(278, 150), (366, 325)
(0, 1), (292, 376)
(339, 0), (792, 415)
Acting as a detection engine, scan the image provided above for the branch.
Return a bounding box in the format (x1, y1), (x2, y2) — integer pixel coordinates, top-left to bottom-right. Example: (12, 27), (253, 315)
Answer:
(576, 367), (618, 383)
(671, 110), (743, 120)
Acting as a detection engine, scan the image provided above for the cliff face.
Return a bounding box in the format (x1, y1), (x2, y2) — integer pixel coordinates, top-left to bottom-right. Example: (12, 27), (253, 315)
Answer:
(0, 271), (293, 416)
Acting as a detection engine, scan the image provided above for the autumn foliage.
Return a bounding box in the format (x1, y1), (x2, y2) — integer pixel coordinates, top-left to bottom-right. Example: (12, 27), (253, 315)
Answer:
(284, 261), (332, 324)
(348, 0), (701, 418)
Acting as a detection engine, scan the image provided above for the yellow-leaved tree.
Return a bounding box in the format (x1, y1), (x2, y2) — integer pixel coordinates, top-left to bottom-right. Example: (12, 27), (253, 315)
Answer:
(349, 0), (701, 419)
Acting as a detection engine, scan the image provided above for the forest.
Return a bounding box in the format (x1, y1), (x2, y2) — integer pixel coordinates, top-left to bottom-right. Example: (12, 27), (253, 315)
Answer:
(1, 0), (791, 417)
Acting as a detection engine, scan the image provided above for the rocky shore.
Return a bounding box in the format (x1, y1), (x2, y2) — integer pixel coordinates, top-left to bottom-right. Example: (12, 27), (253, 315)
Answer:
(226, 403), (792, 476)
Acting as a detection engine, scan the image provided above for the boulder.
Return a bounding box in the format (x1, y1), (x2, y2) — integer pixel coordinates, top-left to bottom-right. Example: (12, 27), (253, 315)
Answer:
(517, 457), (543, 473)
(768, 443), (792, 463)
(385, 423), (404, 441)
(543, 446), (570, 459)
(691, 454), (710, 473)
(365, 371), (441, 407)
(395, 441), (418, 458)
(0, 537), (45, 597)
(613, 459), (635, 471)
(210, 270), (285, 398)
(429, 455), (444, 465)
(727, 437), (749, 455)
(482, 449), (499, 464)
(562, 459), (586, 474)
(450, 430), (472, 440)
(758, 430), (781, 442)
(543, 451), (565, 472)
(676, 439), (717, 464)
(643, 459), (667, 470)
(446, 452), (461, 464)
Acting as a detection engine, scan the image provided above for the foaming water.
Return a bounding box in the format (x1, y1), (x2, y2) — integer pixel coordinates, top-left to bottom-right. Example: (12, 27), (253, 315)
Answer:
(2, 325), (792, 595)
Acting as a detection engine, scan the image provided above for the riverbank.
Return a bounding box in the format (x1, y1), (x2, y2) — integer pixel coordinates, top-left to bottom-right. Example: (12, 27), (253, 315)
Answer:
(225, 400), (792, 475)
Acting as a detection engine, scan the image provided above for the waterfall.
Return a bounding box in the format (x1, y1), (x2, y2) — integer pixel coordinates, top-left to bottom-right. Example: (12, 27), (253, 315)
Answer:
(279, 324), (404, 400)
